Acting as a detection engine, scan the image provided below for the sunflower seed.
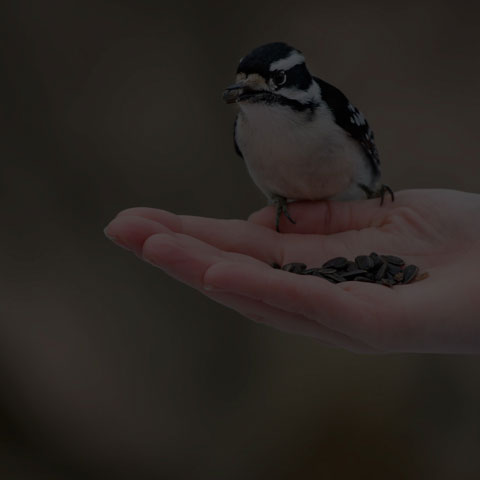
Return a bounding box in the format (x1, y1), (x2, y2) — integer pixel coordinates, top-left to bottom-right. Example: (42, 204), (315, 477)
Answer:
(381, 255), (405, 266)
(322, 256), (349, 269)
(387, 264), (403, 275)
(345, 261), (358, 272)
(304, 268), (328, 276)
(282, 262), (307, 274)
(322, 276), (337, 283)
(355, 255), (374, 270)
(323, 273), (347, 283)
(320, 268), (338, 274)
(403, 264), (419, 284)
(275, 254), (426, 288)
(375, 262), (388, 281)
(340, 269), (368, 279)
(369, 252), (384, 270)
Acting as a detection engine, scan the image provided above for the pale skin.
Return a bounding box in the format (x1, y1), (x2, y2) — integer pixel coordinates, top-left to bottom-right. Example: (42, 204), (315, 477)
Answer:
(104, 189), (480, 354)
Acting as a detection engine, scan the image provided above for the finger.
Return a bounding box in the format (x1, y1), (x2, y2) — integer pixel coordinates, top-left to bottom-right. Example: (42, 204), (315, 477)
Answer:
(205, 291), (378, 353)
(141, 229), (350, 328)
(141, 231), (378, 350)
(105, 215), (171, 256)
(140, 228), (309, 328)
(116, 207), (283, 264)
(248, 197), (396, 234)
(142, 229), (379, 343)
(141, 230), (264, 290)
(106, 210), (387, 274)
(203, 260), (379, 346)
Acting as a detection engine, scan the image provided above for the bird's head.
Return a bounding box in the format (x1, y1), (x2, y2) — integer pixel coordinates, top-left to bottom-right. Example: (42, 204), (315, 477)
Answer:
(223, 42), (320, 111)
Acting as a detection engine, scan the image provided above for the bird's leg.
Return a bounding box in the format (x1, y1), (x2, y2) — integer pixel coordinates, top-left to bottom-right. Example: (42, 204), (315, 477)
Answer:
(271, 195), (296, 232)
(378, 184), (395, 205)
(358, 183), (395, 205)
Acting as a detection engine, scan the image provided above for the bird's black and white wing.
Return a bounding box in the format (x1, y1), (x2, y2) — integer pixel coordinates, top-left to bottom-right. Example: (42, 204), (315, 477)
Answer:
(314, 77), (380, 175)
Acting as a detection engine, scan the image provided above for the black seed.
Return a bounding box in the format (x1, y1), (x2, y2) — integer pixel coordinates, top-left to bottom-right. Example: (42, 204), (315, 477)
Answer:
(387, 264), (403, 275)
(340, 269), (368, 279)
(282, 262), (307, 274)
(319, 268), (338, 274)
(369, 252), (384, 270)
(275, 254), (424, 287)
(322, 257), (348, 269)
(381, 255), (405, 266)
(355, 255), (374, 270)
(304, 268), (327, 276)
(324, 273), (347, 283)
(403, 264), (419, 284)
(375, 262), (388, 281)
(323, 276), (337, 283)
(345, 261), (358, 272)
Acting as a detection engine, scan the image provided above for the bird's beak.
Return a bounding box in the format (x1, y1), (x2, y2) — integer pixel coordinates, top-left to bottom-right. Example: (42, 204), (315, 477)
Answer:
(222, 82), (247, 104)
(223, 75), (269, 104)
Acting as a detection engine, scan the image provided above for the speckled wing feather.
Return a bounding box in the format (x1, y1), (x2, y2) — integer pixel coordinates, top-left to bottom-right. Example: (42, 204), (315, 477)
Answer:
(314, 76), (380, 175)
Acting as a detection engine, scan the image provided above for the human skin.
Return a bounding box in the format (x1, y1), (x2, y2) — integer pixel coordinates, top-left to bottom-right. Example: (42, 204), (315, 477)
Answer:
(104, 189), (480, 354)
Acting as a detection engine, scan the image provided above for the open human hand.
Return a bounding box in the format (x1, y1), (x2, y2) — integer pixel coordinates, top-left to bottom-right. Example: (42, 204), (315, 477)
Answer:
(104, 189), (480, 354)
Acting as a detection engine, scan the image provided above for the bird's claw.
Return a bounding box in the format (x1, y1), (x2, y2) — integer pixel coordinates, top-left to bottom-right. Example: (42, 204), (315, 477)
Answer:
(274, 196), (296, 232)
(378, 184), (395, 205)
(359, 183), (395, 205)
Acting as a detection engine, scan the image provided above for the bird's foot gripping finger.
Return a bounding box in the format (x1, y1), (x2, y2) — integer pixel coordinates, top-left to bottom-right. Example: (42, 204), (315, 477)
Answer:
(358, 183), (395, 206)
(273, 196), (296, 232)
(377, 184), (395, 205)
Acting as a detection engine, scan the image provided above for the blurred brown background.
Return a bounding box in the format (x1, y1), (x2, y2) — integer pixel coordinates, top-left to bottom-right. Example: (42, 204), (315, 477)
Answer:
(2, 0), (480, 478)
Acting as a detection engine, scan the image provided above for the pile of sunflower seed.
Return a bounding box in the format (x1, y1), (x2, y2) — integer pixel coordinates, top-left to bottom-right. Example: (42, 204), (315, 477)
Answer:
(272, 253), (424, 287)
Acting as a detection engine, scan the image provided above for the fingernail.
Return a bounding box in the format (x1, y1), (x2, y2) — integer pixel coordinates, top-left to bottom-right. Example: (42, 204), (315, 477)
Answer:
(103, 225), (116, 240)
(103, 226), (132, 251)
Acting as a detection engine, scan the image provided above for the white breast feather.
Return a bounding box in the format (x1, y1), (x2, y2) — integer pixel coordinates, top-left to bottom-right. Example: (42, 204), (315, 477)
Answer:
(236, 102), (372, 201)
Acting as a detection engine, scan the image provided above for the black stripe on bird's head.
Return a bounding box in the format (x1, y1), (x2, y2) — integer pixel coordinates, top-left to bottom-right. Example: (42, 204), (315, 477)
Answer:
(223, 42), (320, 111)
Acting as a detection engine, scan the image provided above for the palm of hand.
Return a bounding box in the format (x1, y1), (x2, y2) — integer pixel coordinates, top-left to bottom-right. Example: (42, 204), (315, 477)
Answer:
(105, 189), (480, 354)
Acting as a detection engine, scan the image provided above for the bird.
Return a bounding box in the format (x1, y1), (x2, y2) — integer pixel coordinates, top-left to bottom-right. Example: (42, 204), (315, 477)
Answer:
(222, 42), (393, 232)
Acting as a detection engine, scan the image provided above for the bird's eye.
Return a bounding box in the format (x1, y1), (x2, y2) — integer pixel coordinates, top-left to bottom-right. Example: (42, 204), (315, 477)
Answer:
(272, 70), (286, 87)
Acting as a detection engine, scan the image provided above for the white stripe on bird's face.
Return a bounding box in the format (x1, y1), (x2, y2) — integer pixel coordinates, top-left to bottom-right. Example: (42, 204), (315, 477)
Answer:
(269, 51), (305, 71)
(276, 80), (320, 103)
